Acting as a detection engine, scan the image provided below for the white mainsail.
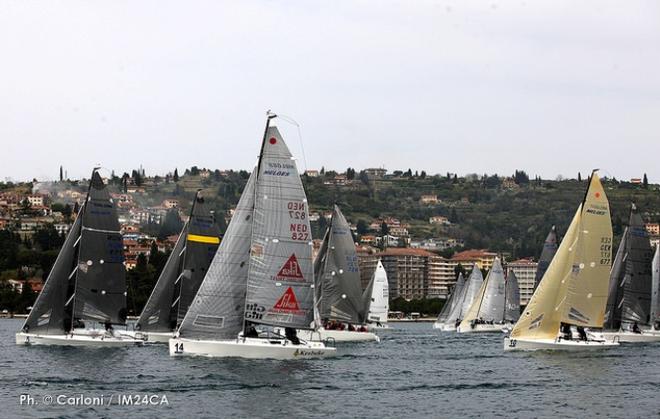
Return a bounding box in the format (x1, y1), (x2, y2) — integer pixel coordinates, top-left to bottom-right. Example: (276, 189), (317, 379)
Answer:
(460, 258), (506, 328)
(362, 260), (389, 324)
(651, 246), (660, 328)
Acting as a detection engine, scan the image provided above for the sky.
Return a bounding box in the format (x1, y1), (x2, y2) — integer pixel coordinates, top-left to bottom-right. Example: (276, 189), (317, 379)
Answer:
(1, 0), (659, 182)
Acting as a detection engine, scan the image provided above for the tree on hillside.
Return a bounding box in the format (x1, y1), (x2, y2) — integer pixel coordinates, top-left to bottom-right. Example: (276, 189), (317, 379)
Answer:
(346, 168), (356, 180)
(420, 170), (426, 179)
(356, 219), (369, 235)
(59, 166), (63, 182)
(158, 210), (184, 239)
(514, 170), (529, 185)
(380, 221), (389, 236)
(173, 168), (179, 182)
(578, 172), (582, 182)
(643, 173), (648, 189)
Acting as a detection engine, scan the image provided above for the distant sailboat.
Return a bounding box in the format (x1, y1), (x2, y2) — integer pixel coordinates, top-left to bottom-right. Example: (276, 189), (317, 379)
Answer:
(16, 170), (143, 347)
(362, 259), (390, 329)
(132, 191), (221, 343)
(504, 269), (521, 324)
(504, 171), (618, 351)
(458, 258), (512, 333)
(433, 273), (465, 330)
(295, 205), (379, 342)
(169, 114), (335, 359)
(438, 266), (484, 332)
(533, 226), (558, 292)
(598, 204), (659, 342)
(651, 245), (660, 332)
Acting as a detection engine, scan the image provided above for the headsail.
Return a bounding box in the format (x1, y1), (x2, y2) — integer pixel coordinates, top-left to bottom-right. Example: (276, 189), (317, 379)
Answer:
(446, 265), (483, 324)
(603, 228), (628, 329)
(178, 171), (256, 339)
(436, 273), (465, 324)
(72, 171), (127, 325)
(651, 245), (660, 327)
(137, 192), (221, 332)
(460, 258), (505, 328)
(362, 259), (389, 324)
(316, 205), (364, 324)
(533, 226), (558, 291)
(511, 172), (612, 340)
(244, 124), (315, 330)
(504, 269), (521, 322)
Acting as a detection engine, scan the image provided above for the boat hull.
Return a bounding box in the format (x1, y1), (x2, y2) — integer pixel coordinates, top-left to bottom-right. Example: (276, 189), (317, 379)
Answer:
(596, 331), (660, 343)
(434, 323), (458, 332)
(457, 323), (507, 333)
(16, 332), (144, 347)
(503, 336), (619, 351)
(168, 337), (336, 359)
(295, 328), (380, 343)
(121, 330), (173, 343)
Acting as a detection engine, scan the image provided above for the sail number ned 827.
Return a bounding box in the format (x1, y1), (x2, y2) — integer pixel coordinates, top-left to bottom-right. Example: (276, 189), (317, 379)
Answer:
(288, 202), (309, 241)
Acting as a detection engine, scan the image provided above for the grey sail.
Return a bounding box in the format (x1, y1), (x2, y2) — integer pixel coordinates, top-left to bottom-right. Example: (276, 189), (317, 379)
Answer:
(244, 125), (315, 329)
(651, 246), (660, 327)
(603, 228), (628, 330)
(178, 171), (256, 340)
(476, 258), (506, 322)
(533, 226), (558, 291)
(136, 226), (187, 332)
(436, 273), (465, 324)
(604, 205), (654, 329)
(504, 269), (521, 322)
(360, 263), (375, 323)
(72, 171), (127, 325)
(317, 205), (364, 324)
(22, 214), (82, 334)
(136, 192), (221, 332)
(458, 266), (484, 320)
(620, 206), (653, 327)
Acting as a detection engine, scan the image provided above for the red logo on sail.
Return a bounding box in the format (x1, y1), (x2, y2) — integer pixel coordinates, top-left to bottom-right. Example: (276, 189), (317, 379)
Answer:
(275, 254), (304, 281)
(273, 287), (302, 314)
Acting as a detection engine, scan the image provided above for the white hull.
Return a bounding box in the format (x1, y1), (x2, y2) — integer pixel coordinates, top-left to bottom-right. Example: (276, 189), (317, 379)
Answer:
(434, 323), (458, 332)
(169, 337), (336, 359)
(504, 336), (619, 351)
(366, 324), (389, 331)
(295, 328), (380, 343)
(596, 331), (660, 343)
(457, 323), (508, 334)
(121, 330), (173, 343)
(16, 332), (144, 347)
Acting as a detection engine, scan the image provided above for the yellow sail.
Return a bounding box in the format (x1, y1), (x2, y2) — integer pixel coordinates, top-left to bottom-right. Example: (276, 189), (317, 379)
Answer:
(510, 173), (612, 340)
(560, 174), (612, 326)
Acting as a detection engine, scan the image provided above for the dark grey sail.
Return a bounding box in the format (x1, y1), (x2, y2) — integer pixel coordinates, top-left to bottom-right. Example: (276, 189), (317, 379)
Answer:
(244, 124), (315, 330)
(72, 171), (127, 325)
(21, 214), (82, 334)
(475, 258), (506, 322)
(436, 273), (465, 324)
(316, 205), (364, 324)
(504, 269), (521, 322)
(604, 205), (654, 329)
(533, 226), (558, 291)
(178, 171), (256, 340)
(136, 192), (221, 332)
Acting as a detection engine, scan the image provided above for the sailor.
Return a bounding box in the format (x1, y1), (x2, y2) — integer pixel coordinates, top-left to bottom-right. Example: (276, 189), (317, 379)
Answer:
(285, 327), (301, 345)
(105, 322), (115, 336)
(561, 323), (572, 340)
(632, 322), (641, 334)
(576, 326), (587, 341)
(245, 323), (259, 338)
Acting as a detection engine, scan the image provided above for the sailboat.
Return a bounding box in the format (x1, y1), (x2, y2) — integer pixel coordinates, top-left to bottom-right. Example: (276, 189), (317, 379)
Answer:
(597, 204), (659, 343)
(458, 258), (511, 333)
(169, 115), (335, 359)
(16, 170), (143, 347)
(438, 266), (484, 331)
(362, 259), (390, 330)
(504, 171), (619, 351)
(533, 226), (558, 292)
(131, 191), (221, 343)
(503, 268), (521, 329)
(433, 273), (465, 329)
(294, 205), (378, 342)
(650, 245), (660, 332)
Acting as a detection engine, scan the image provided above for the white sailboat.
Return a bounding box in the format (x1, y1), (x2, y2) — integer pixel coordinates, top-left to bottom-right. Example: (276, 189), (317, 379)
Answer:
(504, 171), (619, 351)
(458, 258), (512, 333)
(294, 205), (379, 342)
(16, 170), (143, 347)
(597, 204), (660, 343)
(363, 260), (390, 330)
(649, 245), (660, 334)
(169, 114), (335, 359)
(433, 273), (465, 330)
(437, 266), (484, 331)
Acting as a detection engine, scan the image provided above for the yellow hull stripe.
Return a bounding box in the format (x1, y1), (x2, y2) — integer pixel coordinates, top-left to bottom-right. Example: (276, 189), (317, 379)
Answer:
(187, 234), (220, 244)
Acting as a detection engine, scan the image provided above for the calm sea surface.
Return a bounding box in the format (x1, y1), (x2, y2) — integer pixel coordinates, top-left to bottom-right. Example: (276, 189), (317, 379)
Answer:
(1, 319), (659, 418)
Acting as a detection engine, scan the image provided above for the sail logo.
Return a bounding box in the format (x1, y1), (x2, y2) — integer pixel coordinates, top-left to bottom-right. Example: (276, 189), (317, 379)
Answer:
(273, 287), (302, 314)
(274, 254), (304, 281)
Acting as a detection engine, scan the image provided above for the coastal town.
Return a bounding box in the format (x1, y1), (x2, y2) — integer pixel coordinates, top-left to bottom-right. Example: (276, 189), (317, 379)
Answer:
(2, 166), (658, 316)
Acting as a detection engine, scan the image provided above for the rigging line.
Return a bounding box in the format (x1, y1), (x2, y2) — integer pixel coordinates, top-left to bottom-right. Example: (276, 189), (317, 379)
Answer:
(276, 113), (308, 173)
